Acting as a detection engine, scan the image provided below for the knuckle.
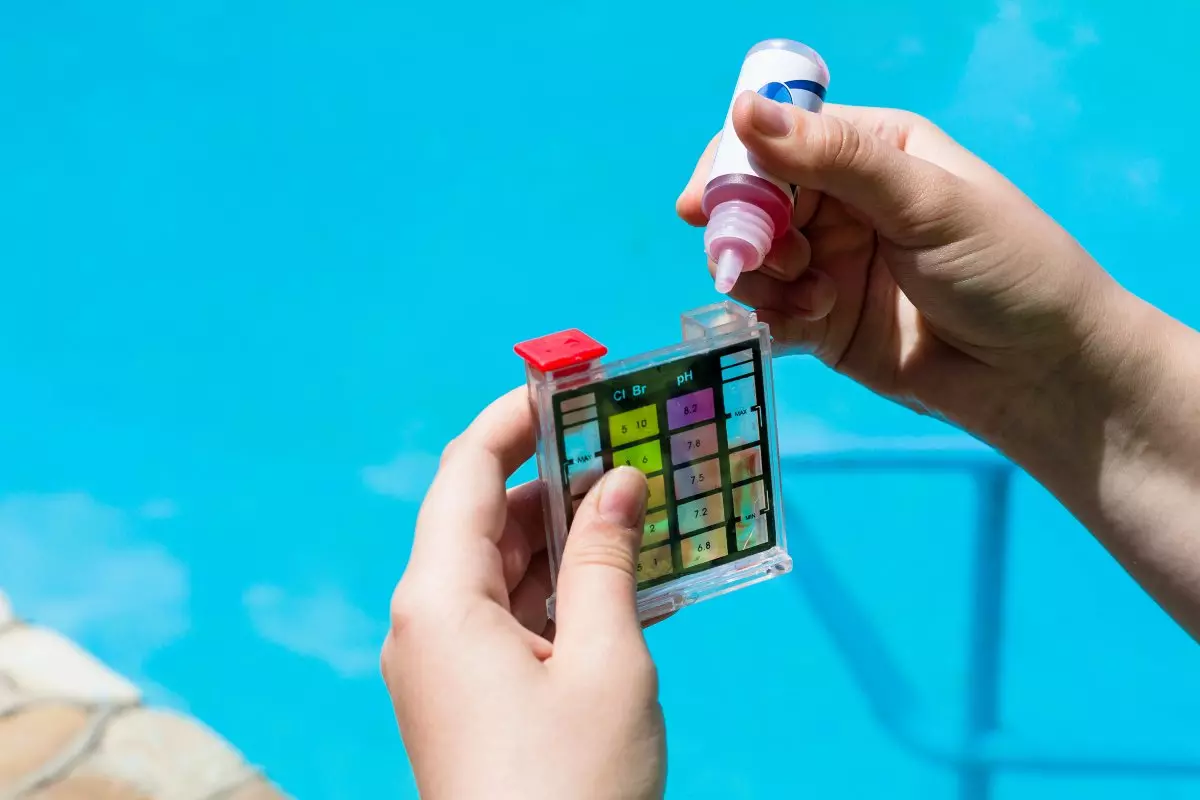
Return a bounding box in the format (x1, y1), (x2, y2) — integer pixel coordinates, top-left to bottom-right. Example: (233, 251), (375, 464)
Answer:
(379, 631), (396, 684)
(562, 530), (637, 575)
(894, 108), (931, 129)
(637, 659), (661, 695)
(624, 645), (658, 683)
(865, 107), (934, 139)
(824, 119), (869, 172)
(502, 531), (532, 581)
(387, 583), (436, 640)
(913, 170), (970, 226)
(438, 436), (460, 467)
(582, 641), (659, 690)
(903, 110), (952, 143)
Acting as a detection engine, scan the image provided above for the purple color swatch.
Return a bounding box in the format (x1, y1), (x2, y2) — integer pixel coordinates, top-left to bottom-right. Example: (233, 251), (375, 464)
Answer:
(666, 387), (715, 430)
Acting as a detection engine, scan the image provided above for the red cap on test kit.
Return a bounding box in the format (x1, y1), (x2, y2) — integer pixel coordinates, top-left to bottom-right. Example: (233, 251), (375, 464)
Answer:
(514, 329), (607, 373)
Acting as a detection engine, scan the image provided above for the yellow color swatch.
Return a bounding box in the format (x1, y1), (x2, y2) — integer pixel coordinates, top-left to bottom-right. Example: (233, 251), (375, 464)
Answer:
(613, 440), (663, 475)
(609, 403), (659, 447)
(647, 474), (666, 509)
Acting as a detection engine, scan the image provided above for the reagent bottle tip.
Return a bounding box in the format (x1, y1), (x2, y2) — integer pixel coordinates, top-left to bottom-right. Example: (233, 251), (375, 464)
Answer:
(714, 249), (746, 294)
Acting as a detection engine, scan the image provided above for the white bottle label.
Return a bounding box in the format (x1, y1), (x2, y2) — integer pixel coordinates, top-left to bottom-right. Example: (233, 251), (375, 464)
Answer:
(707, 47), (827, 200)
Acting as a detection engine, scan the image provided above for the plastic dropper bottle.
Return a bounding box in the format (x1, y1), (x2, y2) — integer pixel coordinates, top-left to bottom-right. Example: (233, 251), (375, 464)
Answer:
(704, 39), (829, 293)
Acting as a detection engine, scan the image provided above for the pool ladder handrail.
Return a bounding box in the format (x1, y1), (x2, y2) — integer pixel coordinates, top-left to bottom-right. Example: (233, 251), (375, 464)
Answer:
(780, 443), (1200, 800)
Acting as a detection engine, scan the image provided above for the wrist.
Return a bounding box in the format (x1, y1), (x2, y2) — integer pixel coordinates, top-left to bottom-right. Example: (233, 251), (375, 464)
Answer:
(983, 280), (1177, 493)
(979, 277), (1200, 636)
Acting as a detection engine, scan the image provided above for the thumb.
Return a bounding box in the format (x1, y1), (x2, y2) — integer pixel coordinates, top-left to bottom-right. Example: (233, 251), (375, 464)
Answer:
(554, 466), (648, 657)
(731, 91), (965, 245)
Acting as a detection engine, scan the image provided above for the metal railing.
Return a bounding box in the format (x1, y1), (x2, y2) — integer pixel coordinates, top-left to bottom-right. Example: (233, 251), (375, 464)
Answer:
(780, 444), (1200, 800)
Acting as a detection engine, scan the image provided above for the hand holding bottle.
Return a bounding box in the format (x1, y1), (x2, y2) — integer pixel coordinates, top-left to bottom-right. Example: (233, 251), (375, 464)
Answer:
(678, 93), (1200, 639)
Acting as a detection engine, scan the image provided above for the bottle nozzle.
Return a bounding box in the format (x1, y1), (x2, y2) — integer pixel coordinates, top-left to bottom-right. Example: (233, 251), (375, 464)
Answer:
(714, 249), (746, 294)
(704, 200), (775, 295)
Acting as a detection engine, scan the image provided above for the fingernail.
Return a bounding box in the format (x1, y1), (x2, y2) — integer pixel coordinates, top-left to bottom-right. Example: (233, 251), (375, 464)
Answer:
(748, 92), (793, 137)
(598, 467), (647, 529)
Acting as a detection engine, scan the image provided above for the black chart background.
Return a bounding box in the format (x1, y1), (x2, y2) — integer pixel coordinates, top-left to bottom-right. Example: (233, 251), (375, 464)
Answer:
(552, 340), (776, 590)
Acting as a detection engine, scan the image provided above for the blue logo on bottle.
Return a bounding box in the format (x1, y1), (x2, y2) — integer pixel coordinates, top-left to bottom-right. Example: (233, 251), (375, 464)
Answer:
(756, 80), (829, 194)
(758, 82), (793, 104)
(757, 79), (828, 105)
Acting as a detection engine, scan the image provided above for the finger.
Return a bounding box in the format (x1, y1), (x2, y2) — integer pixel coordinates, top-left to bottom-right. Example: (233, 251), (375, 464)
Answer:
(730, 91), (966, 245)
(790, 269), (837, 320)
(710, 264), (837, 322)
(822, 104), (1006, 188)
(553, 467), (649, 660)
(496, 481), (547, 592)
(761, 227), (812, 282)
(793, 187), (822, 228)
(719, 269), (787, 311)
(676, 132), (720, 226)
(411, 388), (534, 598)
(756, 307), (826, 357)
(509, 553), (553, 635)
(821, 103), (924, 149)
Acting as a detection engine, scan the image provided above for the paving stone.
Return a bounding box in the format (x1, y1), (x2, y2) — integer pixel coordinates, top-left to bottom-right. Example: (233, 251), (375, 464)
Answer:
(28, 774), (153, 799)
(223, 777), (289, 800)
(0, 590), (286, 798)
(0, 703), (90, 788)
(72, 707), (252, 800)
(0, 626), (139, 705)
(0, 672), (24, 712)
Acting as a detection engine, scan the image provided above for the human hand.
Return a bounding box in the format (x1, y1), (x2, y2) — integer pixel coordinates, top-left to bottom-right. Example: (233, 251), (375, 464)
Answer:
(676, 94), (1200, 640)
(381, 389), (667, 800)
(677, 91), (1127, 440)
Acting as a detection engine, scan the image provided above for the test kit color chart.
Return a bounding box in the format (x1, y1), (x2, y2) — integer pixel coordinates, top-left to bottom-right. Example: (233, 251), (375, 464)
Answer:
(552, 342), (776, 590)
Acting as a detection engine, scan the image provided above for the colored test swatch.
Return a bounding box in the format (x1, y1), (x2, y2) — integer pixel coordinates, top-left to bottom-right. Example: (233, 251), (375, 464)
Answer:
(644, 510), (670, 546)
(726, 414), (760, 448)
(729, 446), (763, 483)
(670, 423), (718, 464)
(736, 518), (768, 551)
(681, 528), (729, 568)
(647, 474), (667, 510)
(609, 403), (659, 447)
(638, 545), (673, 581)
(667, 388), (714, 429)
(673, 458), (722, 500)
(614, 440), (663, 475)
(722, 377), (757, 416)
(677, 492), (726, 535)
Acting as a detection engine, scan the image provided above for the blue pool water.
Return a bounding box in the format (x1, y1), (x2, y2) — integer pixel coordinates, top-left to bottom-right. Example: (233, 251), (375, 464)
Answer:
(2, 1), (1199, 797)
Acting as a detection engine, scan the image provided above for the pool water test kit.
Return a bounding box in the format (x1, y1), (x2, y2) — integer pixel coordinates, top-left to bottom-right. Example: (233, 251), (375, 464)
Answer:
(516, 303), (791, 621)
(514, 38), (826, 618)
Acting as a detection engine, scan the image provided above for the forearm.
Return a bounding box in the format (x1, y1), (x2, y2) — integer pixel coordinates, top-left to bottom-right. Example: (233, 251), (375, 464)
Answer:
(993, 285), (1200, 638)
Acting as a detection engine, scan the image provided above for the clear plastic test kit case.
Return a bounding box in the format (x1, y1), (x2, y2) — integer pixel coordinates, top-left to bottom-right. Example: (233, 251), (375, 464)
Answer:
(514, 302), (791, 621)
